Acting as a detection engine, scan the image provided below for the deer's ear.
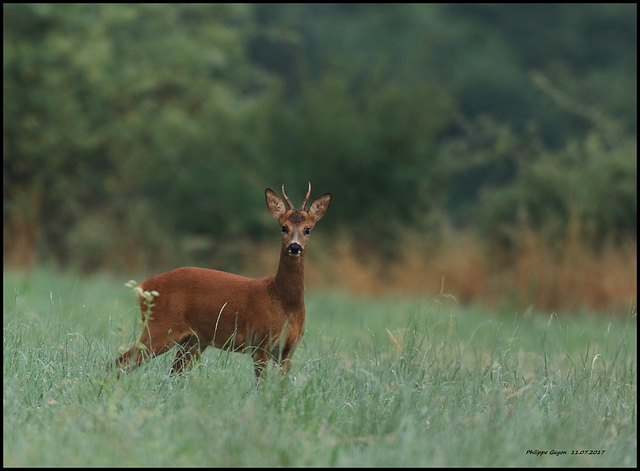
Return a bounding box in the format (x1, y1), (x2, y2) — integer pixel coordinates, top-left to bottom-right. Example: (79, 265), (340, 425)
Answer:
(265, 189), (287, 219)
(308, 193), (331, 222)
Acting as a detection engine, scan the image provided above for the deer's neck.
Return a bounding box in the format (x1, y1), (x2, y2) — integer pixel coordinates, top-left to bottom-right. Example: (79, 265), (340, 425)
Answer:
(271, 250), (305, 309)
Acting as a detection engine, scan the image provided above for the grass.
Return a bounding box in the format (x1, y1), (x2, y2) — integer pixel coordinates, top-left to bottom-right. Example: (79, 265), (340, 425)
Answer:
(3, 268), (637, 467)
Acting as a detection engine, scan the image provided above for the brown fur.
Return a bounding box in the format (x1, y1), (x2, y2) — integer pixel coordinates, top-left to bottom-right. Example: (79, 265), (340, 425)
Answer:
(114, 186), (331, 380)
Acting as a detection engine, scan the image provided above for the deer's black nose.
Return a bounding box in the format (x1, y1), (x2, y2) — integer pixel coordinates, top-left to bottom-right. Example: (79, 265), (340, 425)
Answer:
(287, 243), (303, 256)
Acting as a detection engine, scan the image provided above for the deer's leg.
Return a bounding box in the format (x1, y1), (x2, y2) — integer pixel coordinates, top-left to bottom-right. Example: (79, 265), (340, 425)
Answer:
(275, 332), (301, 375)
(114, 328), (154, 373)
(114, 348), (139, 374)
(171, 334), (206, 374)
(252, 349), (270, 382)
(251, 344), (296, 382)
(114, 328), (188, 375)
(278, 347), (294, 375)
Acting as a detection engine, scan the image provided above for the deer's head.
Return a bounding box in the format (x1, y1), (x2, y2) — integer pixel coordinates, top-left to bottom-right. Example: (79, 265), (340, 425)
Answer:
(265, 183), (331, 257)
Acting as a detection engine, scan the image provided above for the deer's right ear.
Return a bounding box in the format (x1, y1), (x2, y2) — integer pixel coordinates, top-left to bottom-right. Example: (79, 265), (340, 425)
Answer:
(265, 189), (287, 219)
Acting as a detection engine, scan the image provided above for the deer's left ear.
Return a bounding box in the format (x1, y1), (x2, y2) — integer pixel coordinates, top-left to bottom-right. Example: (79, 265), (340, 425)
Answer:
(308, 193), (331, 222)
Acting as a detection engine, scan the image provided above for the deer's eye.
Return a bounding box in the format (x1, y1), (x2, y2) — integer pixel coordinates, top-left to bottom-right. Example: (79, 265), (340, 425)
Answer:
(304, 227), (311, 235)
(281, 225), (289, 233)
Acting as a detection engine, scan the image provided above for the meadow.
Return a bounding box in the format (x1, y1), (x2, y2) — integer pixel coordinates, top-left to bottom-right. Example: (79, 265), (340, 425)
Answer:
(3, 268), (636, 467)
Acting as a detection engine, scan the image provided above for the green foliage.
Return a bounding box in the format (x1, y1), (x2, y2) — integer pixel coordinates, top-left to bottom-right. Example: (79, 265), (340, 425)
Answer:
(473, 127), (637, 248)
(434, 4), (637, 141)
(4, 4), (272, 266)
(262, 71), (456, 247)
(3, 4), (636, 270)
(3, 269), (637, 466)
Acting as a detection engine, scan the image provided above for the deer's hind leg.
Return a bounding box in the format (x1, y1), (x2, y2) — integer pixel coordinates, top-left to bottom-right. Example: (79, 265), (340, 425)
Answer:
(171, 334), (208, 374)
(278, 345), (296, 375)
(114, 327), (190, 374)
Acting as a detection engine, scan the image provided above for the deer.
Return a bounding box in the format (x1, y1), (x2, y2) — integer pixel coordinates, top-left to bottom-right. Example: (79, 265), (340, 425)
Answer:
(113, 183), (331, 381)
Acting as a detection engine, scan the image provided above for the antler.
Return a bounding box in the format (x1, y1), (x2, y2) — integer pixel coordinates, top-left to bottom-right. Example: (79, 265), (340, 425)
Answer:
(281, 182), (312, 210)
(281, 184), (295, 210)
(301, 182), (311, 211)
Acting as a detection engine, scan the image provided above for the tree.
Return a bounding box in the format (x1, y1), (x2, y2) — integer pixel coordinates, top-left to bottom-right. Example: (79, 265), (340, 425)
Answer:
(4, 4), (273, 269)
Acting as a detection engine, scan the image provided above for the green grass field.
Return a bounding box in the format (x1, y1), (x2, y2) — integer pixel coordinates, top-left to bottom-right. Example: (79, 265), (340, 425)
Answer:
(3, 268), (636, 467)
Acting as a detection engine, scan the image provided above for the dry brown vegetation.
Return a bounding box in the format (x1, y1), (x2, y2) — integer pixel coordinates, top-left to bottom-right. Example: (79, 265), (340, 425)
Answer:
(4, 225), (635, 314)
(301, 229), (636, 313)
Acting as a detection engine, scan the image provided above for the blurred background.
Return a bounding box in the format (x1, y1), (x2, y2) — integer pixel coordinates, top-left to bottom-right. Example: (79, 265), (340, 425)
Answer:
(3, 4), (636, 311)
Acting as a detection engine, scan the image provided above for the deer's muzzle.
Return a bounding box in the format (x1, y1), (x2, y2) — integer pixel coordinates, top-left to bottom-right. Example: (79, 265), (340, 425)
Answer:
(287, 243), (303, 256)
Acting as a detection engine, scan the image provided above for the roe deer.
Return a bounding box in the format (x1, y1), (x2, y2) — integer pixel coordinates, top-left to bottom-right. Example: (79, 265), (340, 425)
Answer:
(114, 183), (331, 380)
